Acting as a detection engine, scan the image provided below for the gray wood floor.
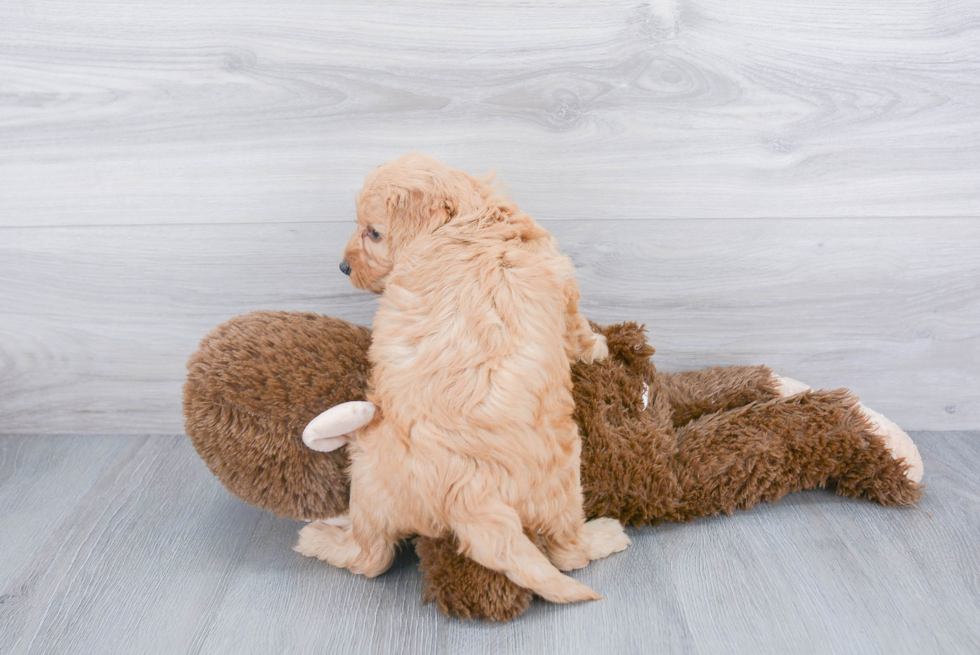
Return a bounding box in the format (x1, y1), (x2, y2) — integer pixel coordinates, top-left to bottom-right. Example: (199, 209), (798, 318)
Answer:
(0, 432), (977, 655)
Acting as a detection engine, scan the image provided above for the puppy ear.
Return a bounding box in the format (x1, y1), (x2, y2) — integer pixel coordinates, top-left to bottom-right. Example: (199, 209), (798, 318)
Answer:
(387, 188), (452, 236)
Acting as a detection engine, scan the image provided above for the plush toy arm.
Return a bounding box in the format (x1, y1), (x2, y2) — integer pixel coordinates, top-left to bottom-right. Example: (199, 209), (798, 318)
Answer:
(302, 401), (376, 452)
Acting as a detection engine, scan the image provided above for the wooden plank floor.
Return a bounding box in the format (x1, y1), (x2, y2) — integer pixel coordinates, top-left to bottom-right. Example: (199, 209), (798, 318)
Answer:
(0, 432), (977, 654)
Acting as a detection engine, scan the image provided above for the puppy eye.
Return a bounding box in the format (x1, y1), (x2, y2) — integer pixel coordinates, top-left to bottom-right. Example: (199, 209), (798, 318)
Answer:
(369, 228), (381, 242)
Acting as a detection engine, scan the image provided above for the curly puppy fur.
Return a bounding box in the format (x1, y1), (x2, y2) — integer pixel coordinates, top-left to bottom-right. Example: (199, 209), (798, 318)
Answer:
(295, 154), (627, 604)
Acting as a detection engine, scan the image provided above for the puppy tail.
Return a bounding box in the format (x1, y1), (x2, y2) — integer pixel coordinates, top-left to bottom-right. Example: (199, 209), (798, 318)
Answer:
(449, 500), (601, 604)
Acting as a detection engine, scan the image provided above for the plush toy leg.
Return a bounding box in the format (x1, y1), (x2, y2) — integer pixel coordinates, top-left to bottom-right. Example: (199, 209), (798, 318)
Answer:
(416, 513), (623, 618)
(771, 375), (923, 483)
(672, 389), (922, 516)
(659, 365), (779, 427)
(853, 403), (923, 483)
(772, 374), (812, 397)
(416, 535), (534, 621)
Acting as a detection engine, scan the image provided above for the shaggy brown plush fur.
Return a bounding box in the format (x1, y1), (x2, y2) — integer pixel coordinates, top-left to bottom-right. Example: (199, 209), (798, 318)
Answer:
(416, 535), (534, 621)
(184, 311), (921, 621)
(184, 312), (369, 521)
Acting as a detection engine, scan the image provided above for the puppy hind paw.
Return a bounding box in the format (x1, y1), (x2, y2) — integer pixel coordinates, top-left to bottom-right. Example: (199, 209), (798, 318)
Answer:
(294, 522), (359, 568)
(549, 549), (591, 572)
(582, 517), (631, 561)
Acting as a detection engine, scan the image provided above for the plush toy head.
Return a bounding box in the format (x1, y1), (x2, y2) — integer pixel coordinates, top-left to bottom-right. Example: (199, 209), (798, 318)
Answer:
(183, 311), (369, 521)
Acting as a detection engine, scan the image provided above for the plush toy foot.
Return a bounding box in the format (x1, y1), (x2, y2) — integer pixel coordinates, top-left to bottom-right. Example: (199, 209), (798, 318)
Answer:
(416, 536), (534, 621)
(302, 401), (377, 452)
(856, 403), (924, 483)
(772, 373), (923, 483)
(772, 373), (812, 397)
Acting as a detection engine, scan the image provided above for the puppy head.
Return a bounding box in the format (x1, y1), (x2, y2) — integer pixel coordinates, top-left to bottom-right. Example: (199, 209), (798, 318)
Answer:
(341, 153), (489, 293)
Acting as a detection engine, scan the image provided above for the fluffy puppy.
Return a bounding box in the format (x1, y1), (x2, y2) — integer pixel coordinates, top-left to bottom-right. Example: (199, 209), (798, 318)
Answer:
(296, 153), (629, 603)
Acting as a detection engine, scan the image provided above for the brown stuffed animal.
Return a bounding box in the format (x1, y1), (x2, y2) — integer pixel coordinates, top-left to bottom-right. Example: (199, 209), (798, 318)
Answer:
(184, 310), (923, 621)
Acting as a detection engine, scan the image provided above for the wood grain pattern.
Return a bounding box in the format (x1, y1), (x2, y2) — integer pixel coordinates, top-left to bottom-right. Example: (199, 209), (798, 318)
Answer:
(0, 433), (977, 654)
(0, 435), (128, 594)
(1, 0), (978, 226)
(1, 218), (977, 434)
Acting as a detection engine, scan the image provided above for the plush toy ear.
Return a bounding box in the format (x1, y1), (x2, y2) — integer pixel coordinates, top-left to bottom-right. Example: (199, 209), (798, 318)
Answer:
(302, 401), (377, 452)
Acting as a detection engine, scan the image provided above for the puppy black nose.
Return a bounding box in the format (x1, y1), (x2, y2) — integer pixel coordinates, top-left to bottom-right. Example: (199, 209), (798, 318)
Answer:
(339, 260), (351, 276)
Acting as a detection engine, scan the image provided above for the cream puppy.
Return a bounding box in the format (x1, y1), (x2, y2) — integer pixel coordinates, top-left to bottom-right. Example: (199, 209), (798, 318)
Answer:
(296, 154), (629, 603)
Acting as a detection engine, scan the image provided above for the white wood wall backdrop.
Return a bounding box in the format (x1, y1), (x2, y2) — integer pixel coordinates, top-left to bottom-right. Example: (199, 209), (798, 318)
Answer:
(1, 219), (977, 433)
(1, 0), (979, 226)
(1, 0), (978, 433)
